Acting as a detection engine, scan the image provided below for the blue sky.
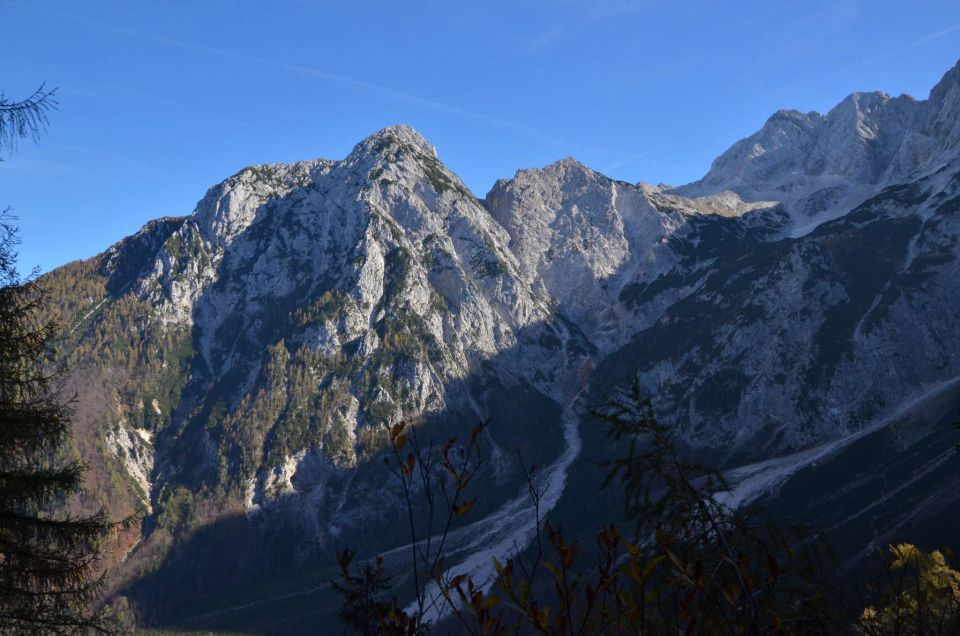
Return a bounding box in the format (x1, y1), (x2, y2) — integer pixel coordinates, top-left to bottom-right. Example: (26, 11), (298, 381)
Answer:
(2, 1), (959, 273)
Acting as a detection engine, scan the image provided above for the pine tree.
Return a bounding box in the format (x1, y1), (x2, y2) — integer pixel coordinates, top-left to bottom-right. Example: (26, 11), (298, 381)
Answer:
(0, 86), (114, 633)
(0, 85), (57, 157)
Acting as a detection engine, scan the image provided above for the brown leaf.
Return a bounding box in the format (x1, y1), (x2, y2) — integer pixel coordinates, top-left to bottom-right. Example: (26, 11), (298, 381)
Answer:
(767, 554), (779, 584)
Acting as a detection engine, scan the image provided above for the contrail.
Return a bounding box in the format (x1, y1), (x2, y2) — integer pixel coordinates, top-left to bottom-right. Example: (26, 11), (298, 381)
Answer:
(825, 20), (960, 80)
(104, 84), (263, 133)
(7, 0), (635, 158)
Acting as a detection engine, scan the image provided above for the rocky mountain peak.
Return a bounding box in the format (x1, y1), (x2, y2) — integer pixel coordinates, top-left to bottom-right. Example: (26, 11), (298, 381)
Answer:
(349, 124), (439, 162)
(927, 60), (960, 149)
(192, 159), (330, 249)
(485, 157), (598, 198)
(929, 58), (960, 103)
(676, 59), (960, 232)
(765, 108), (822, 128)
(545, 156), (594, 174)
(824, 91), (892, 143)
(830, 90), (890, 113)
(484, 155), (691, 350)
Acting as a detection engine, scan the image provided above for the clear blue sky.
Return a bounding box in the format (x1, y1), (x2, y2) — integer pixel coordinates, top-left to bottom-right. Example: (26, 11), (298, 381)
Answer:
(2, 0), (959, 273)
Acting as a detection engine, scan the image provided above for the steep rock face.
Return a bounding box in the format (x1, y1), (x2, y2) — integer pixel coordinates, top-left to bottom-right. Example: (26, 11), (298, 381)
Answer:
(677, 60), (960, 230)
(928, 60), (960, 151)
(483, 158), (771, 351)
(486, 159), (668, 348)
(592, 160), (960, 461)
(132, 123), (564, 486)
(141, 126), (546, 376)
(45, 126), (590, 616)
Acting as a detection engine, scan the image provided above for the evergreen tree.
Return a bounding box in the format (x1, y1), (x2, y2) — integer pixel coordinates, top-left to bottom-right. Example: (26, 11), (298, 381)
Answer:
(0, 85), (57, 156)
(0, 86), (114, 633)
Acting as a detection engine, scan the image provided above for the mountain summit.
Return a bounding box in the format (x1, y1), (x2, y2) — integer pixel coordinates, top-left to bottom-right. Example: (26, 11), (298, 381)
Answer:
(677, 59), (960, 232)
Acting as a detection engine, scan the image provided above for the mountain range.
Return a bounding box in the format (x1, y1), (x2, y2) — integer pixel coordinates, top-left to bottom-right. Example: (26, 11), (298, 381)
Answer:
(41, 59), (960, 632)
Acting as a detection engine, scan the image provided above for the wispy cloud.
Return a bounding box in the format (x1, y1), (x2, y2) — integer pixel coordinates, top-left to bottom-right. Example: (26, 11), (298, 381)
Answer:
(575, 0), (648, 19)
(18, 216), (90, 231)
(825, 20), (960, 80)
(0, 157), (76, 175)
(514, 0), (648, 54)
(9, 1), (628, 158)
(58, 84), (262, 133)
(601, 145), (702, 180)
(726, 3), (860, 90)
(9, 0), (707, 188)
(104, 84), (262, 132)
(517, 24), (566, 54)
(48, 143), (175, 175)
